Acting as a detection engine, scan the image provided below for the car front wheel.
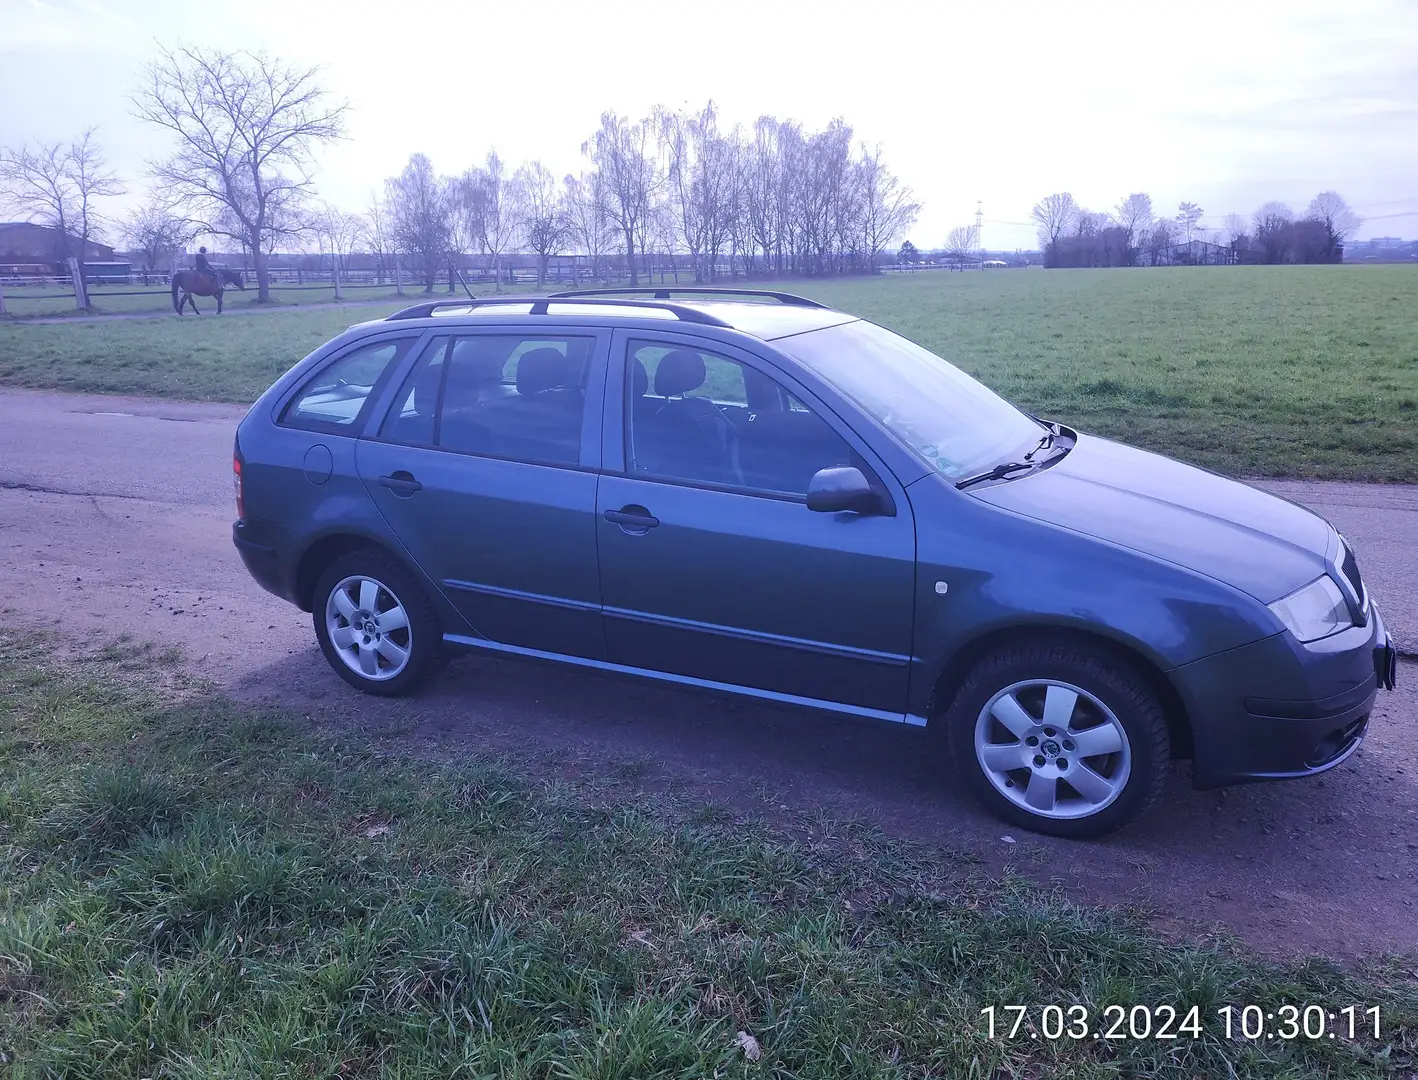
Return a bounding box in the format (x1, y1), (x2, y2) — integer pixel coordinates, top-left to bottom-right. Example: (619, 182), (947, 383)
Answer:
(312, 551), (441, 696)
(943, 640), (1170, 838)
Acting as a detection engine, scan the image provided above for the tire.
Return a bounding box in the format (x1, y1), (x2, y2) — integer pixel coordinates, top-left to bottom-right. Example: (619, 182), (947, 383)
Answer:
(941, 639), (1169, 839)
(311, 550), (442, 696)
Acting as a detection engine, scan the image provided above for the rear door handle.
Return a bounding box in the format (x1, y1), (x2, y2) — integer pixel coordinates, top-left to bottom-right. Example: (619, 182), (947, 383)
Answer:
(378, 471), (422, 497)
(604, 506), (659, 532)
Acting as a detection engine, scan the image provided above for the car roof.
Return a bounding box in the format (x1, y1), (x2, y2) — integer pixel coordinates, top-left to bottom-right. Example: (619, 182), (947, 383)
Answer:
(676, 300), (857, 339)
(371, 289), (859, 342)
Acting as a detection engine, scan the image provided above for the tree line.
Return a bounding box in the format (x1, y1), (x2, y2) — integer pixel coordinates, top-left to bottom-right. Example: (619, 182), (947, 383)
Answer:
(0, 47), (919, 302)
(1030, 191), (1362, 268)
(376, 103), (920, 293)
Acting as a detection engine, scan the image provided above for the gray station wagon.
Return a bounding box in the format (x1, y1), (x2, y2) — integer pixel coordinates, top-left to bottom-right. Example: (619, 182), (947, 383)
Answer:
(232, 288), (1397, 837)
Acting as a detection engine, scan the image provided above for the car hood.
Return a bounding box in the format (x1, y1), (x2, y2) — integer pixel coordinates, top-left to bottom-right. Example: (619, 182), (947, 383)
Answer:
(969, 433), (1332, 603)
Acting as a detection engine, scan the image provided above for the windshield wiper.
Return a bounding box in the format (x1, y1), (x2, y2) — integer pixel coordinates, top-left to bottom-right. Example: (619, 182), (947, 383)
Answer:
(1023, 429), (1057, 461)
(954, 460), (1036, 490)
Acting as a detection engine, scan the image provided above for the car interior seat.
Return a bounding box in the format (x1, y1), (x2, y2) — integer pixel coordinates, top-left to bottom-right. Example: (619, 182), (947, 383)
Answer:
(633, 349), (743, 486)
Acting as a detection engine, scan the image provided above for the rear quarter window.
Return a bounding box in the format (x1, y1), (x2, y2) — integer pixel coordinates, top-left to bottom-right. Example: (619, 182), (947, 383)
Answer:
(281, 338), (414, 434)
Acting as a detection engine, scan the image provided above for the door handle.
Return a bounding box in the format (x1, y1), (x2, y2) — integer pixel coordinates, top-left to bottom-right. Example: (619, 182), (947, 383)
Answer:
(604, 506), (659, 532)
(378, 471), (422, 497)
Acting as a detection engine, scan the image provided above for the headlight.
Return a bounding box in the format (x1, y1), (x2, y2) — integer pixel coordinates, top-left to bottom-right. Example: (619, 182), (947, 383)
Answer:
(1268, 575), (1354, 642)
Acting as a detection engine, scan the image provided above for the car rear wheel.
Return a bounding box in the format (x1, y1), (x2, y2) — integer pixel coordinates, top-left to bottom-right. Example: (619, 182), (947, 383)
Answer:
(312, 551), (441, 696)
(943, 640), (1169, 838)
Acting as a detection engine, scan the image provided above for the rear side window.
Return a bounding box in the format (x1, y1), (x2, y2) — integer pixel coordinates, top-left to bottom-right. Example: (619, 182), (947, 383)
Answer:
(382, 334), (595, 466)
(282, 338), (413, 433)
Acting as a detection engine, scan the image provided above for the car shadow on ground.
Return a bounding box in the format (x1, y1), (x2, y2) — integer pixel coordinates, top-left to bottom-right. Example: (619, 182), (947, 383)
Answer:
(227, 648), (1418, 960)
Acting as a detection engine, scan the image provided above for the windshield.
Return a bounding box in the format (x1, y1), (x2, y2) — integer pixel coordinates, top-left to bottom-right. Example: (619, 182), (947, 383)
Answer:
(776, 319), (1044, 479)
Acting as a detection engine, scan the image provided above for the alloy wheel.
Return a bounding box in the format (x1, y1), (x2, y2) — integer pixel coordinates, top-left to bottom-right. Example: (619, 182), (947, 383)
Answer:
(324, 574), (413, 681)
(973, 679), (1132, 820)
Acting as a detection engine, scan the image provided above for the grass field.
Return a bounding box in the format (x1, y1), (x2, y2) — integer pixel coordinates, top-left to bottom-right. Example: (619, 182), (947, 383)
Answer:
(1, 628), (1413, 1078)
(1, 282), (424, 318)
(1, 265), (1415, 481)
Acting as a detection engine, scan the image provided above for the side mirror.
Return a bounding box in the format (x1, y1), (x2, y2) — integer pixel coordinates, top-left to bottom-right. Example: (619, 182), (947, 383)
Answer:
(806, 466), (884, 515)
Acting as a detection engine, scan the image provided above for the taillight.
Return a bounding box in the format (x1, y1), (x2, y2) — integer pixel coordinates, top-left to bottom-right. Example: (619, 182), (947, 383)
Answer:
(233, 451), (245, 520)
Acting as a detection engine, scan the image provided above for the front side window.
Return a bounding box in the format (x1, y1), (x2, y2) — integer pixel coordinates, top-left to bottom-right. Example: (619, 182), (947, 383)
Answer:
(625, 339), (855, 496)
(283, 338), (412, 432)
(382, 334), (594, 465)
(776, 319), (1043, 480)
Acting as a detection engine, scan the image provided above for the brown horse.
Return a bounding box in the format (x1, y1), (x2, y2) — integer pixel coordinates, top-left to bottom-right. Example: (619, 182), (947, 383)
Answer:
(171, 266), (245, 315)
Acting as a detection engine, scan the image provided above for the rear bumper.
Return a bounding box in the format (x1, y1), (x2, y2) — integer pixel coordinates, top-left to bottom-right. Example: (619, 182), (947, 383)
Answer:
(1174, 605), (1396, 789)
(233, 519), (300, 605)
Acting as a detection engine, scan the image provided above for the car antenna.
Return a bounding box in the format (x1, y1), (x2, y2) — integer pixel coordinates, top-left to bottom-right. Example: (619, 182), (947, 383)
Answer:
(454, 266), (476, 301)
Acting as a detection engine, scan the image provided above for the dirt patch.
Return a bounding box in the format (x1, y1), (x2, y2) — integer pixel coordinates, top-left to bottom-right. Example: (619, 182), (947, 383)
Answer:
(3, 484), (1413, 959)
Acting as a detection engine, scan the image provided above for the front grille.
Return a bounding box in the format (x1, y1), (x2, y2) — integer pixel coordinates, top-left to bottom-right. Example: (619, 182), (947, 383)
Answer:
(1339, 538), (1367, 612)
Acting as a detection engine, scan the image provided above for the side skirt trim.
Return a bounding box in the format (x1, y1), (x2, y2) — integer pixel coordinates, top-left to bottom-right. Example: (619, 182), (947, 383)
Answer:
(442, 632), (924, 726)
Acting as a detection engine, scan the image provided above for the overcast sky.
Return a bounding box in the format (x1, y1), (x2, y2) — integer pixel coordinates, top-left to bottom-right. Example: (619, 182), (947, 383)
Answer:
(3, 0), (1415, 251)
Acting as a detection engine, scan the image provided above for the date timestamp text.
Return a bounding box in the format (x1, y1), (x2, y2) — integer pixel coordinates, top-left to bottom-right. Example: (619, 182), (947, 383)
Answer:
(981, 1004), (1382, 1042)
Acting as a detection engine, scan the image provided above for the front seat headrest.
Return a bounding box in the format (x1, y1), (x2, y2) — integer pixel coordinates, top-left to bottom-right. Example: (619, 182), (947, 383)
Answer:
(654, 349), (706, 397)
(516, 348), (578, 396)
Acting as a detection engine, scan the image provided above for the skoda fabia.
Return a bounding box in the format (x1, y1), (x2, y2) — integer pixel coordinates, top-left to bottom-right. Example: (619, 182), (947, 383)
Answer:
(232, 288), (1397, 837)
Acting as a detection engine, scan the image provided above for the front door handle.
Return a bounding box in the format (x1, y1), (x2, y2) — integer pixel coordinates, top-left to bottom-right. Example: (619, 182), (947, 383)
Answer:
(604, 505), (659, 533)
(378, 471), (422, 497)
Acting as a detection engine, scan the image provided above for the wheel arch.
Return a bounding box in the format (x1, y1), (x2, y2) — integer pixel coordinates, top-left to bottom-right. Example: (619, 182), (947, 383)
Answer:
(926, 624), (1194, 760)
(294, 532), (412, 612)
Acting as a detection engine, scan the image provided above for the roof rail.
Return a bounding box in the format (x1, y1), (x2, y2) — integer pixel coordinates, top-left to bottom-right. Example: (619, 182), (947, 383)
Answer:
(383, 295), (731, 326)
(549, 286), (828, 309)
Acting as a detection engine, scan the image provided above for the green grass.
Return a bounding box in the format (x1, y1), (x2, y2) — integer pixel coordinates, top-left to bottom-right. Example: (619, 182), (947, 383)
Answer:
(1, 282), (427, 318)
(1, 266), (1416, 480)
(0, 304), (410, 399)
(797, 267), (1418, 482)
(0, 628), (1415, 1078)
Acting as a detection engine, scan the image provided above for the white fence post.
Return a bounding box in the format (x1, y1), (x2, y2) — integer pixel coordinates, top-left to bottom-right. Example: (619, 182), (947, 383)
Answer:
(394, 253), (404, 296)
(67, 258), (89, 309)
(0, 279), (7, 316)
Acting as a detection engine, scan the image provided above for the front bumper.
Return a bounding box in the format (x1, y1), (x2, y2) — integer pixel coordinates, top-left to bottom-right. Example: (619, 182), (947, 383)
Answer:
(1173, 604), (1397, 789)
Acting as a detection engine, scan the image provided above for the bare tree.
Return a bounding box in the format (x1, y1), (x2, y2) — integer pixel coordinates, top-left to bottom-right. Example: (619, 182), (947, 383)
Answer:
(1031, 192), (1078, 251)
(133, 46), (346, 302)
(657, 105), (703, 280)
(584, 112), (658, 286)
(1073, 210), (1111, 236)
(1252, 201), (1294, 263)
(120, 194), (194, 278)
(798, 120), (854, 274)
(1145, 219), (1176, 265)
(1222, 212), (1248, 246)
(472, 151), (516, 291)
(742, 117), (783, 277)
(384, 153), (451, 292)
(366, 191), (392, 282)
(1113, 192), (1153, 264)
(722, 134), (753, 278)
(943, 224), (979, 268)
(445, 170), (485, 292)
(1175, 201), (1204, 245)
(510, 160), (567, 289)
(1304, 191), (1361, 261)
(657, 101), (740, 282)
(315, 205), (365, 299)
(0, 127), (123, 263)
(644, 198), (679, 284)
(563, 170), (613, 283)
(855, 144), (918, 273)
